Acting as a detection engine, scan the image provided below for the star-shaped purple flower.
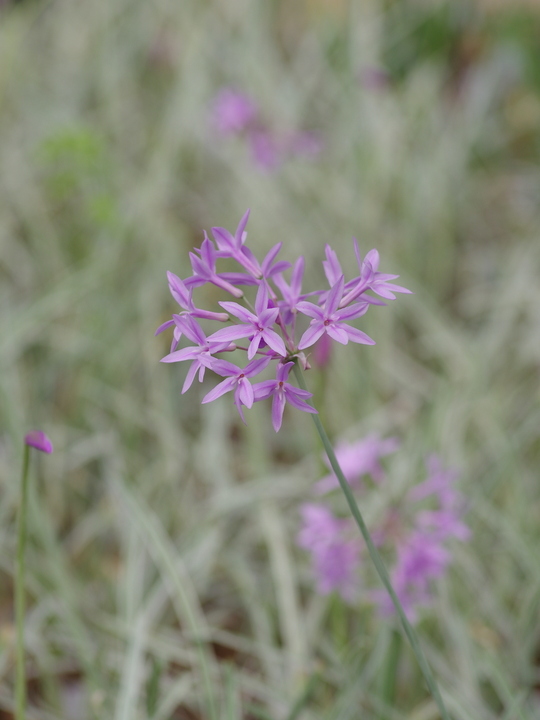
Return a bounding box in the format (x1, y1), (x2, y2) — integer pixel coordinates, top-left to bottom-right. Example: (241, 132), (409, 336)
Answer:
(185, 234), (244, 298)
(253, 361), (317, 431)
(160, 315), (233, 393)
(208, 283), (287, 360)
(202, 356), (271, 422)
(341, 240), (412, 307)
(155, 272), (230, 352)
(297, 276), (375, 350)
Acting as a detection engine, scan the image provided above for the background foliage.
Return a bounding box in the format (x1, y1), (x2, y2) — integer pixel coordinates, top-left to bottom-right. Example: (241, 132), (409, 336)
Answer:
(1, 0), (540, 717)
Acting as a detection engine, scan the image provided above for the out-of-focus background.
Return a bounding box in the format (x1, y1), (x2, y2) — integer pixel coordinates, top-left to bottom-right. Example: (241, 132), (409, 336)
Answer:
(1, 0), (540, 718)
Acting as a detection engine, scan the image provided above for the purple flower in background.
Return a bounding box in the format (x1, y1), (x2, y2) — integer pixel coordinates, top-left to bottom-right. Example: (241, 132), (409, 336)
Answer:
(202, 356), (271, 422)
(316, 434), (400, 494)
(311, 332), (333, 368)
(288, 131), (323, 158)
(373, 455), (470, 621)
(24, 431), (53, 454)
(253, 362), (317, 431)
(297, 276), (375, 349)
(374, 531), (451, 621)
(160, 315), (233, 393)
(297, 504), (360, 600)
(248, 129), (281, 171)
(209, 283), (287, 360)
(211, 88), (258, 136)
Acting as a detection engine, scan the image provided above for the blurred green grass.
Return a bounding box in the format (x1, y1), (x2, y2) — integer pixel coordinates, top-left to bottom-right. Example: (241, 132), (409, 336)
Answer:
(1, 0), (540, 718)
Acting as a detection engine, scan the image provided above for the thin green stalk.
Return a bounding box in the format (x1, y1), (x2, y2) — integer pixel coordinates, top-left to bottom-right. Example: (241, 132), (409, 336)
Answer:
(293, 364), (452, 720)
(380, 628), (402, 718)
(15, 443), (30, 720)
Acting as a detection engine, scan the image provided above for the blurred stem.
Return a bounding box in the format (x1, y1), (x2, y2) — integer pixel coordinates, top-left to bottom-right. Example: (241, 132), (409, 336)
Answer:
(15, 443), (30, 720)
(293, 363), (452, 720)
(380, 628), (402, 717)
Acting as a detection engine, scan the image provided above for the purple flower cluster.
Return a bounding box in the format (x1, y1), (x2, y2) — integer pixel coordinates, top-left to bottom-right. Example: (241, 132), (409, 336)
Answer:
(210, 87), (323, 171)
(157, 212), (409, 432)
(298, 443), (470, 621)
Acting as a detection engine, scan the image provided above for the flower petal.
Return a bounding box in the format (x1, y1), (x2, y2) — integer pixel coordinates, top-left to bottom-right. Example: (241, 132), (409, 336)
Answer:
(202, 377), (236, 403)
(325, 276), (344, 315)
(298, 323), (325, 350)
(344, 326), (376, 345)
(182, 361), (200, 393)
(238, 378), (254, 408)
(253, 379), (276, 401)
(161, 346), (200, 363)
(296, 301), (324, 320)
(271, 391), (287, 432)
(155, 319), (175, 336)
(218, 302), (255, 323)
(326, 324), (349, 344)
(261, 328), (287, 357)
(207, 325), (252, 343)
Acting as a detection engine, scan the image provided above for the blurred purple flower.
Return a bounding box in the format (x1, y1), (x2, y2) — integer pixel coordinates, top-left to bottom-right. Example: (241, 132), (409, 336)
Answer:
(248, 129), (281, 171)
(316, 434), (400, 494)
(311, 332), (333, 368)
(373, 455), (470, 621)
(211, 88), (258, 136)
(297, 504), (360, 600)
(374, 530), (452, 621)
(24, 431), (53, 454)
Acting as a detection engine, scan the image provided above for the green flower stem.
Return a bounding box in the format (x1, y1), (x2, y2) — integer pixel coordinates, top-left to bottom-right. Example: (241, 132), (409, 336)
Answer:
(293, 364), (452, 720)
(380, 628), (402, 717)
(15, 443), (30, 720)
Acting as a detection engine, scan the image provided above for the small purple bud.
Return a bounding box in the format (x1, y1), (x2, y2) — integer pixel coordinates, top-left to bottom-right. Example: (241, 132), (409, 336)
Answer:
(24, 431), (53, 454)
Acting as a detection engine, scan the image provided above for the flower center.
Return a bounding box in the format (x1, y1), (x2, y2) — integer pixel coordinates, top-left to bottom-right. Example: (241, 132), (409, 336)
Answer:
(323, 319), (330, 326)
(278, 381), (284, 388)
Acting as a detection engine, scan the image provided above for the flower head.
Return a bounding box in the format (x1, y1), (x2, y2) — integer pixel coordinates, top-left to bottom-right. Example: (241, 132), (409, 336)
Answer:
(157, 211), (410, 433)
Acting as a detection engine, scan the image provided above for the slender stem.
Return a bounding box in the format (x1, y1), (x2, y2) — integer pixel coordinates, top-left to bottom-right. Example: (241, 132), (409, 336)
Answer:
(380, 628), (402, 718)
(15, 444), (30, 720)
(293, 364), (452, 720)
